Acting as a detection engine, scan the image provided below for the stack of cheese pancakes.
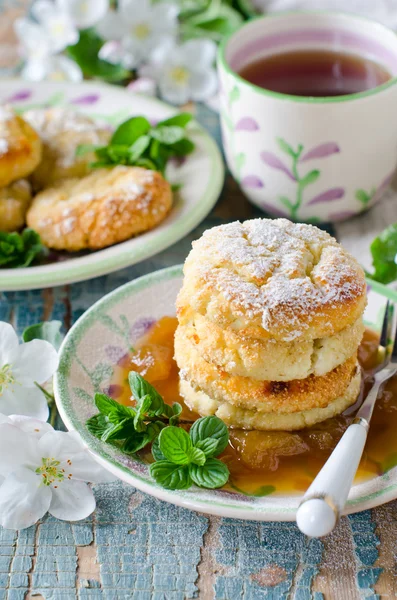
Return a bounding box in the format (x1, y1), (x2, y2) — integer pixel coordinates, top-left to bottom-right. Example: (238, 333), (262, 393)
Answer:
(175, 219), (366, 430)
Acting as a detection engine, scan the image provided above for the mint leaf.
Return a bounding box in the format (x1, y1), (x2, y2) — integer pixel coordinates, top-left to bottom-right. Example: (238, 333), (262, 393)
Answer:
(189, 447), (206, 466)
(158, 427), (193, 465)
(128, 372), (164, 415)
(111, 116), (151, 146)
(368, 223), (397, 284)
(22, 320), (63, 350)
(0, 229), (44, 268)
(94, 392), (134, 418)
(150, 461), (192, 490)
(86, 414), (110, 438)
(151, 126), (185, 145)
(169, 402), (182, 426)
(133, 395), (152, 432)
(168, 138), (195, 156)
(157, 113), (192, 128)
(195, 438), (219, 457)
(75, 143), (97, 157)
(152, 437), (166, 461)
(189, 416), (229, 457)
(189, 458), (229, 489)
(129, 135), (151, 162)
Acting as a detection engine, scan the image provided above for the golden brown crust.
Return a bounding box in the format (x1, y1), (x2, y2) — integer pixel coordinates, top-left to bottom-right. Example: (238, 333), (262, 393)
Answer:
(174, 326), (358, 414)
(179, 368), (361, 430)
(24, 108), (111, 189)
(26, 166), (172, 251)
(0, 107), (42, 187)
(0, 180), (32, 232)
(180, 312), (364, 381)
(177, 219), (366, 341)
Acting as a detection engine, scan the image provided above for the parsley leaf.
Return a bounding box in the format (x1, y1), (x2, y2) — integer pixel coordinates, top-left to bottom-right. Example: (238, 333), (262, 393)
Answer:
(0, 229), (44, 268)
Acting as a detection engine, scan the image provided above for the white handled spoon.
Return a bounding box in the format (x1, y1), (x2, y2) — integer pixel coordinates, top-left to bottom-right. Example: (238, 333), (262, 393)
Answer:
(296, 301), (397, 538)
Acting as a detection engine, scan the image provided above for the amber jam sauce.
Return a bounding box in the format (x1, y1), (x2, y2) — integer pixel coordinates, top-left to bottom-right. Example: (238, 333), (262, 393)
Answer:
(110, 317), (397, 497)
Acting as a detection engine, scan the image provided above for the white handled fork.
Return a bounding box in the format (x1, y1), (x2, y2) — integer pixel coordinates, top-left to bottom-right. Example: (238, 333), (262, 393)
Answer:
(296, 300), (397, 537)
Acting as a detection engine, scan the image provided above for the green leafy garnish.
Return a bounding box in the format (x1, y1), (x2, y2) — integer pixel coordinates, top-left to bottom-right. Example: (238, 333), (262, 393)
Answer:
(77, 113), (195, 175)
(86, 372), (182, 454)
(85, 372), (230, 491)
(22, 320), (63, 350)
(149, 416), (229, 490)
(367, 223), (397, 284)
(0, 228), (44, 268)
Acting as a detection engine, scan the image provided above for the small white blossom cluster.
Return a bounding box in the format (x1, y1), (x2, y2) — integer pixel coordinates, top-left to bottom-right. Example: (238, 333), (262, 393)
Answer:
(0, 322), (114, 530)
(15, 0), (218, 104)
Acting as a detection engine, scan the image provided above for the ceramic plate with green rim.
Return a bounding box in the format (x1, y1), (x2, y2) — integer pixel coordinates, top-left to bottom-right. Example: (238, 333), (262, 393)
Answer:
(55, 265), (397, 521)
(0, 81), (224, 291)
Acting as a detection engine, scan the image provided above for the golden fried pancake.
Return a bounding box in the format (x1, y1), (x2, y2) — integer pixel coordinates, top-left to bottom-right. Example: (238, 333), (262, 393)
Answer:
(177, 219), (366, 342)
(0, 106), (42, 187)
(174, 327), (358, 414)
(180, 311), (364, 380)
(180, 368), (361, 430)
(0, 179), (32, 232)
(24, 108), (111, 189)
(26, 166), (172, 251)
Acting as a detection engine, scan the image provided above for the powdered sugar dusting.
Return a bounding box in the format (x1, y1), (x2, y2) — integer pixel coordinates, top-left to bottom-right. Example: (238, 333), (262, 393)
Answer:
(183, 218), (366, 340)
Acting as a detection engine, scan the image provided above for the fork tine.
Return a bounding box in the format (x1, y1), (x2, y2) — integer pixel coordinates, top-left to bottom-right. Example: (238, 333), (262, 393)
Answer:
(379, 300), (391, 350)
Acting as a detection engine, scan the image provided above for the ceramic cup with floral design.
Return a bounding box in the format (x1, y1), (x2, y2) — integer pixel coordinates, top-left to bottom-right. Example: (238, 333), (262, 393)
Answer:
(217, 12), (397, 222)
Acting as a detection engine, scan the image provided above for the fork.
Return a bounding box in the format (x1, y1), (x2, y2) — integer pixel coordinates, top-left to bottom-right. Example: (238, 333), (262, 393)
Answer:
(296, 300), (397, 538)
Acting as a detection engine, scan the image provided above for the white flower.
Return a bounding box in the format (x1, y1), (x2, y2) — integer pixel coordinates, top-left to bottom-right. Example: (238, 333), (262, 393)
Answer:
(0, 418), (115, 529)
(21, 55), (83, 83)
(57, 0), (109, 29)
(97, 0), (179, 70)
(31, 0), (79, 53)
(0, 322), (59, 421)
(140, 38), (218, 105)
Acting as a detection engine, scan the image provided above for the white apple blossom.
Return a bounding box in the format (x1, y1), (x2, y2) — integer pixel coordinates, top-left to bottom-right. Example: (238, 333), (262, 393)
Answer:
(140, 38), (218, 104)
(31, 0), (79, 53)
(0, 322), (59, 421)
(57, 0), (110, 30)
(97, 0), (179, 70)
(0, 418), (115, 529)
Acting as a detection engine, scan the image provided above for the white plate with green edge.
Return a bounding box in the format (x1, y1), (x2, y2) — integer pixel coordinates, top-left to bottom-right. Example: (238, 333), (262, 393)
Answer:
(0, 80), (224, 291)
(54, 264), (397, 521)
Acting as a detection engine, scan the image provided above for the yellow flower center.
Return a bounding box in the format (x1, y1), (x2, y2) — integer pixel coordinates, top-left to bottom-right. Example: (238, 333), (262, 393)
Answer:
(78, 1), (89, 15)
(36, 457), (72, 487)
(133, 22), (150, 40)
(48, 71), (67, 82)
(51, 21), (66, 36)
(170, 66), (189, 85)
(0, 364), (15, 395)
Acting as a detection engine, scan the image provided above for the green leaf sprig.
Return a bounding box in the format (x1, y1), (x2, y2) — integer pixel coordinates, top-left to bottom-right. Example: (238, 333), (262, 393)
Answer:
(22, 320), (63, 350)
(86, 371), (230, 491)
(77, 113), (195, 175)
(86, 372), (182, 454)
(150, 415), (229, 490)
(0, 228), (45, 268)
(366, 223), (397, 285)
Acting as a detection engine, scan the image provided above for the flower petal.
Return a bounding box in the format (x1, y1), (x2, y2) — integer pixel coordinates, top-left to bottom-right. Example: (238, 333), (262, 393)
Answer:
(8, 415), (53, 439)
(159, 76), (190, 105)
(0, 467), (51, 530)
(57, 0), (109, 29)
(0, 322), (19, 367)
(0, 425), (39, 477)
(47, 56), (83, 82)
(1, 385), (49, 421)
(21, 60), (49, 83)
(152, 2), (179, 35)
(181, 39), (217, 68)
(189, 68), (218, 101)
(49, 480), (95, 521)
(38, 430), (86, 460)
(11, 339), (59, 386)
(31, 0), (55, 24)
(96, 11), (129, 40)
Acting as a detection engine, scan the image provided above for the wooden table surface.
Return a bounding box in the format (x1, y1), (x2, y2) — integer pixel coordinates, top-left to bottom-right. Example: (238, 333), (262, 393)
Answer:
(2, 97), (397, 600)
